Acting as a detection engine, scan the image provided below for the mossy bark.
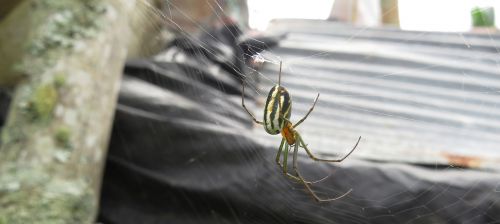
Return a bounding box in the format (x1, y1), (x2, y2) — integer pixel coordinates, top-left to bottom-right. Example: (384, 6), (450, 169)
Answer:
(0, 0), (165, 223)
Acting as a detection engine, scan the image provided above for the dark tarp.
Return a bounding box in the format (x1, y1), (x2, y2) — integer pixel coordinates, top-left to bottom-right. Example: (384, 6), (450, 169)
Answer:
(96, 21), (500, 224)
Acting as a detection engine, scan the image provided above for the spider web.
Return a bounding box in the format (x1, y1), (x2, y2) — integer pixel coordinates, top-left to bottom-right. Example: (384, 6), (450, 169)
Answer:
(98, 1), (500, 223)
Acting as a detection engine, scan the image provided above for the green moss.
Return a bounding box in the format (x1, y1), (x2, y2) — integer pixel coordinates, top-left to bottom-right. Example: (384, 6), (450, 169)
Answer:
(17, 0), (107, 75)
(1, 130), (11, 145)
(28, 1), (106, 56)
(54, 126), (70, 148)
(53, 74), (66, 88)
(0, 165), (49, 191)
(27, 84), (57, 121)
(0, 168), (95, 224)
(0, 186), (95, 224)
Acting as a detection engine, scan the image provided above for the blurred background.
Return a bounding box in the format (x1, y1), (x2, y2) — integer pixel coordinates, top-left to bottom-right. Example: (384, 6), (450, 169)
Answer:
(1, 0), (500, 223)
(248, 0), (500, 32)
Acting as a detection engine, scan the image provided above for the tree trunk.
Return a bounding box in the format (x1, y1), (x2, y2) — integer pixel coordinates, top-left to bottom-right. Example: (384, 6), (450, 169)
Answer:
(0, 0), (165, 223)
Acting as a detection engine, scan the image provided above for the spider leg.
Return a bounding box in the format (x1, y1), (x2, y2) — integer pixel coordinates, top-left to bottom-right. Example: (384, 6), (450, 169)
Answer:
(275, 138), (285, 165)
(276, 139), (315, 184)
(293, 93), (320, 128)
(283, 141), (290, 172)
(298, 134), (361, 163)
(241, 78), (264, 125)
(292, 140), (352, 202)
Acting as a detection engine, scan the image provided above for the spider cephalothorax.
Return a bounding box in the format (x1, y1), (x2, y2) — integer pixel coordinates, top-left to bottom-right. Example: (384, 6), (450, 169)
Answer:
(281, 121), (296, 145)
(241, 61), (361, 202)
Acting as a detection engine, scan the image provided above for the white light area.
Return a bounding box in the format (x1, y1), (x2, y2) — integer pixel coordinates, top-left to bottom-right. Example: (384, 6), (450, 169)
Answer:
(248, 0), (500, 32)
(248, 0), (335, 30)
(399, 0), (500, 32)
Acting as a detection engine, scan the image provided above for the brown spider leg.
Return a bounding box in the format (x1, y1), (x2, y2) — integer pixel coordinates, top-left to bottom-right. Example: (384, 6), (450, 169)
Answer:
(293, 93), (320, 128)
(241, 78), (264, 125)
(292, 138), (353, 202)
(298, 134), (361, 162)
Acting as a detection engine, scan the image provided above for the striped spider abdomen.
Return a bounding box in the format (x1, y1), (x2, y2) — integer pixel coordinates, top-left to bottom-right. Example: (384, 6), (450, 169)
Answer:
(263, 85), (292, 135)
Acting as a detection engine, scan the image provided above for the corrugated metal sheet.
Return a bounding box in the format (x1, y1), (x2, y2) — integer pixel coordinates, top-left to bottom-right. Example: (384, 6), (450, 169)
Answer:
(249, 19), (500, 170)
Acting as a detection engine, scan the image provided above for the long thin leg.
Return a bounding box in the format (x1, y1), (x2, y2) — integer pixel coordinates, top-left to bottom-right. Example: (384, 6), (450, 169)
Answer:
(293, 93), (320, 128)
(276, 139), (316, 184)
(276, 62), (287, 129)
(241, 79), (264, 125)
(298, 134), (361, 162)
(275, 138), (285, 165)
(280, 141), (302, 182)
(292, 141), (352, 202)
(282, 141), (290, 176)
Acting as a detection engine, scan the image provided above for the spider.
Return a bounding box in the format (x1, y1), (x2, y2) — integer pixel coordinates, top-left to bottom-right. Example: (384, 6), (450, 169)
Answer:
(241, 61), (362, 202)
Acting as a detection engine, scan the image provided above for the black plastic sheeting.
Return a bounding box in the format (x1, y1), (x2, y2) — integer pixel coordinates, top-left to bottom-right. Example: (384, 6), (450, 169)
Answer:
(97, 22), (500, 224)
